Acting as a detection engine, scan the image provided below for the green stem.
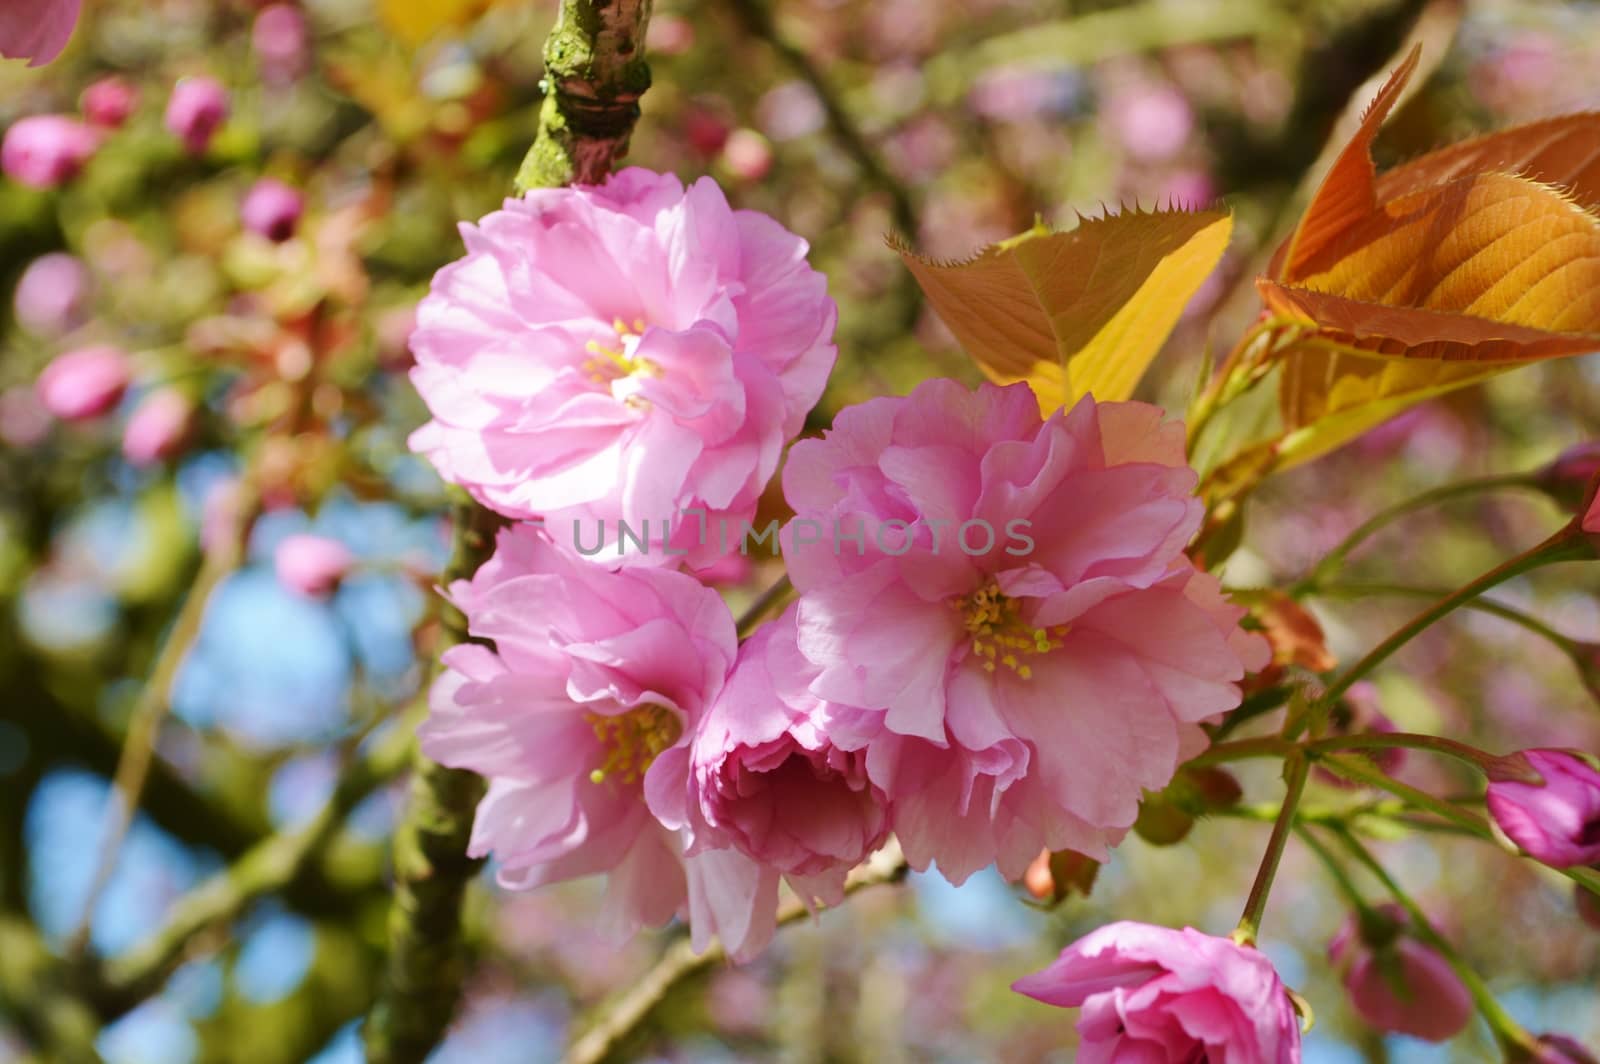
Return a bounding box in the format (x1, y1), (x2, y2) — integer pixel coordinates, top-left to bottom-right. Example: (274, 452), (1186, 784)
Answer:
(1208, 684), (1294, 741)
(1296, 472), (1539, 594)
(1234, 754), (1310, 945)
(1328, 825), (1542, 1057)
(1318, 531), (1589, 708)
(1312, 753), (1492, 837)
(1305, 732), (1502, 773)
(1192, 735), (1295, 766)
(1309, 582), (1579, 654)
(1292, 823), (1370, 911)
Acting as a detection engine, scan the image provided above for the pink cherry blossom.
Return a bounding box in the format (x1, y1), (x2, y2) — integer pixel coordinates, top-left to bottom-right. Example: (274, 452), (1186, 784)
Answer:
(1328, 904), (1471, 1042)
(274, 534), (354, 597)
(1487, 749), (1600, 868)
(2, 115), (98, 188)
(241, 178), (305, 242)
(781, 379), (1267, 879)
(1013, 921), (1302, 1062)
(37, 345), (130, 421)
(165, 77), (230, 155)
(408, 168), (836, 568)
(81, 76), (138, 129)
(14, 253), (91, 336)
(647, 606), (889, 958)
(417, 525), (738, 938)
(121, 388), (195, 467)
(0, 0), (81, 66)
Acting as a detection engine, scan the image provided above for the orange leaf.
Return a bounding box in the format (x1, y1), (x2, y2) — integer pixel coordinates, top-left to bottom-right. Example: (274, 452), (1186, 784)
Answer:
(897, 207), (1232, 412)
(1374, 112), (1600, 210)
(1256, 48), (1600, 466)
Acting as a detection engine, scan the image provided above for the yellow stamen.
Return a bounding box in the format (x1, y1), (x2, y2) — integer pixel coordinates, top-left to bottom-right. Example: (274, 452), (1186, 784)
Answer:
(586, 704), (681, 785)
(951, 581), (1066, 681)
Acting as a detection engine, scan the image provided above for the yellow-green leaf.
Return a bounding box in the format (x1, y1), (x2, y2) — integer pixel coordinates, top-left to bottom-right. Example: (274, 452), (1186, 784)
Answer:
(897, 206), (1233, 412)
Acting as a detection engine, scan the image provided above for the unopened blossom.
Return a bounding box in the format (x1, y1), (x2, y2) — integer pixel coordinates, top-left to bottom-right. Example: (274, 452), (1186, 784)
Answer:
(2, 115), (98, 188)
(14, 253), (90, 336)
(408, 167), (837, 568)
(1013, 922), (1302, 1062)
(165, 77), (230, 155)
(274, 534), (354, 597)
(648, 607), (889, 958)
(81, 76), (138, 129)
(418, 525), (738, 937)
(0, 0), (81, 65)
(1534, 441), (1600, 509)
(1487, 750), (1600, 868)
(252, 4), (309, 83)
(782, 379), (1268, 879)
(37, 346), (130, 421)
(122, 389), (194, 467)
(1536, 1034), (1600, 1064)
(241, 178), (305, 242)
(1328, 904), (1471, 1042)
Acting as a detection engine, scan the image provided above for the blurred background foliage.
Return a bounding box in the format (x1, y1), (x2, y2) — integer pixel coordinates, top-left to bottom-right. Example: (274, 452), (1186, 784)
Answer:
(1, 0), (1598, 1061)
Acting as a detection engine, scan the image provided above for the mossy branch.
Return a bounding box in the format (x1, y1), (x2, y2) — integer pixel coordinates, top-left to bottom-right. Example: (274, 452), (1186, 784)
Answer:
(364, 496), (500, 1064)
(516, 0), (654, 191)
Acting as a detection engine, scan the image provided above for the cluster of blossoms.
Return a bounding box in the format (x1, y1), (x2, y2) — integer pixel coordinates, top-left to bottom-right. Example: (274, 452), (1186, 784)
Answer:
(405, 168), (1600, 1058)
(406, 165), (1299, 1047)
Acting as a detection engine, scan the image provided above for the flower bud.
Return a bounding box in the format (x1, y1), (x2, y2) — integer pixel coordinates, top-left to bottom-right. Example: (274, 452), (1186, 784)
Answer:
(1022, 848), (1099, 905)
(1327, 904), (1472, 1042)
(1, 114), (98, 188)
(274, 534), (354, 598)
(721, 128), (773, 181)
(1534, 442), (1600, 510)
(81, 76), (138, 129)
(165, 76), (230, 155)
(241, 177), (304, 242)
(252, 4), (309, 83)
(36, 345), (130, 421)
(121, 388), (195, 467)
(14, 253), (90, 336)
(1486, 749), (1600, 869)
(1532, 1034), (1600, 1064)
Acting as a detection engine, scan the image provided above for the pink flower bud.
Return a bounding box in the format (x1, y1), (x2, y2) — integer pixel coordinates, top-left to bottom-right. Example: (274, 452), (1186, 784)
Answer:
(1486, 749), (1600, 869)
(1535, 442), (1600, 510)
(121, 388), (195, 467)
(1328, 904), (1472, 1042)
(252, 4), (309, 83)
(81, 76), (139, 129)
(274, 534), (354, 597)
(0, 0), (82, 66)
(1536, 1034), (1600, 1064)
(14, 253), (90, 336)
(165, 77), (230, 155)
(1, 114), (98, 188)
(721, 128), (773, 181)
(1106, 83), (1193, 162)
(645, 14), (693, 56)
(241, 177), (304, 242)
(36, 345), (131, 421)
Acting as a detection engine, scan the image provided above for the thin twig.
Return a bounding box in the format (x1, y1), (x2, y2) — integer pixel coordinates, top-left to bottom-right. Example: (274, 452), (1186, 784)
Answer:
(562, 839), (908, 1064)
(67, 481), (262, 957)
(100, 704), (421, 1007)
(722, 0), (916, 239)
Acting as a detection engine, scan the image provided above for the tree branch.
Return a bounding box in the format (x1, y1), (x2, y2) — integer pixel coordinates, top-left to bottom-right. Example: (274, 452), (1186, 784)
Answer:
(562, 840), (909, 1064)
(96, 706), (420, 1011)
(516, 0), (654, 190)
